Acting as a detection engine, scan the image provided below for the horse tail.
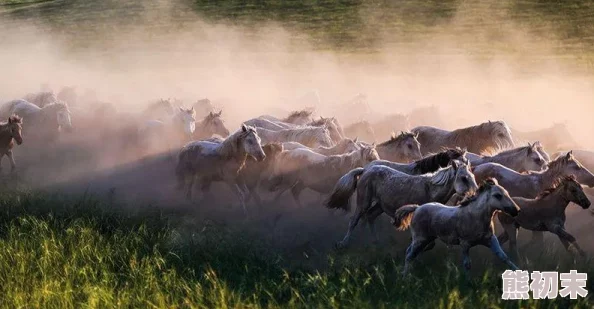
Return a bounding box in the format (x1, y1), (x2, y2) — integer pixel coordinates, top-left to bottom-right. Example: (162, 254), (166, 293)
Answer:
(392, 205), (419, 231)
(325, 167), (365, 211)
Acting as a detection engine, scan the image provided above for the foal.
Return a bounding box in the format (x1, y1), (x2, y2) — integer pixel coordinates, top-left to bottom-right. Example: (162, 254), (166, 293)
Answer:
(497, 176), (591, 258)
(394, 178), (520, 276)
(0, 115), (23, 173)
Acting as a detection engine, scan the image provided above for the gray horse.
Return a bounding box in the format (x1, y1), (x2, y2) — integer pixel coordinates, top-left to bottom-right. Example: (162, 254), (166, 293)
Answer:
(473, 151), (594, 198)
(394, 178), (520, 276)
(367, 148), (467, 175)
(193, 111), (230, 140)
(497, 175), (591, 259)
(281, 137), (359, 155)
(375, 131), (422, 163)
(175, 124), (266, 215)
(244, 118), (295, 131)
(327, 160), (478, 248)
(23, 91), (58, 108)
(412, 120), (514, 155)
(466, 143), (547, 173)
(308, 116), (345, 144)
(256, 126), (334, 148)
(239, 143), (285, 207)
(274, 145), (380, 207)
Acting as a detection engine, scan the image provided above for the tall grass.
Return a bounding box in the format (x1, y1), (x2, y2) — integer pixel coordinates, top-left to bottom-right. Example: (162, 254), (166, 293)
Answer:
(0, 191), (590, 308)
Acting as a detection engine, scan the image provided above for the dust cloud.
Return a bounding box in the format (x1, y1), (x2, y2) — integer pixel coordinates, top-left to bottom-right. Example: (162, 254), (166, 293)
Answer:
(0, 0), (594, 258)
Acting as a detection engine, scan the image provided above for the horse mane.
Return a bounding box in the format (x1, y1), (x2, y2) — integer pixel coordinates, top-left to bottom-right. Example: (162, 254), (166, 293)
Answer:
(319, 148), (362, 170)
(7, 115), (22, 124)
(262, 143), (283, 156)
(282, 126), (331, 146)
(450, 121), (511, 150)
(378, 131), (415, 147)
(458, 178), (498, 207)
(0, 115), (22, 131)
(218, 125), (255, 159)
(536, 175), (578, 199)
(485, 144), (533, 159)
(546, 152), (577, 171)
(412, 148), (464, 174)
(309, 117), (332, 126)
(283, 110), (313, 122)
(429, 164), (456, 186)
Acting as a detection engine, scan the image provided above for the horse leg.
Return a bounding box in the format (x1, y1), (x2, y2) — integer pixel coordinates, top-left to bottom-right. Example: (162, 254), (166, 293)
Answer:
(228, 182), (248, 216)
(271, 180), (293, 203)
(366, 202), (383, 244)
(0, 153), (4, 175)
(483, 235), (519, 271)
(552, 225), (586, 257)
(196, 180), (212, 205)
(500, 224), (519, 260)
(422, 240), (436, 252)
(461, 242), (473, 280)
(7, 150), (16, 174)
(336, 210), (363, 249)
(402, 238), (433, 276)
(521, 231), (544, 253)
(185, 175), (196, 200)
(251, 189), (264, 209)
(290, 182), (305, 208)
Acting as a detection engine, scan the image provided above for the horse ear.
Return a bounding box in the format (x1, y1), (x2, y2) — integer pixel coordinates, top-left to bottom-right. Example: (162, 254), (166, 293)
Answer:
(209, 111), (214, 117)
(8, 117), (12, 124)
(566, 150), (573, 158)
(216, 110), (222, 116)
(451, 160), (458, 169)
(353, 137), (358, 143)
(371, 142), (376, 148)
(241, 124), (248, 132)
(178, 106), (184, 112)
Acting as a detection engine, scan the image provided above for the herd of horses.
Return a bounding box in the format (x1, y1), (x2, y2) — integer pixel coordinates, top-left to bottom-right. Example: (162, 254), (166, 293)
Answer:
(1, 88), (594, 277)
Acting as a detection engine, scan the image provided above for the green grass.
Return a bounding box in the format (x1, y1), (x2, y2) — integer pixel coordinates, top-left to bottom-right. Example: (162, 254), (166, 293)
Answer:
(0, 191), (590, 308)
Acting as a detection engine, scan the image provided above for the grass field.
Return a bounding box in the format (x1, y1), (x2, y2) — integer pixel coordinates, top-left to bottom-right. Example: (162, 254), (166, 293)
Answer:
(0, 191), (589, 308)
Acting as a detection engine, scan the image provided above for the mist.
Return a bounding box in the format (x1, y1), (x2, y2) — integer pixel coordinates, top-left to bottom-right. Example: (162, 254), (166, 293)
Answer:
(1, 1), (594, 190)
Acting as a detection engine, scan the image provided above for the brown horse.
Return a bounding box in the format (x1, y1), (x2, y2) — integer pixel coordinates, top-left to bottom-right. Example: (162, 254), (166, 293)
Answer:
(412, 121), (514, 155)
(0, 115), (23, 173)
(375, 131), (422, 163)
(497, 176), (591, 259)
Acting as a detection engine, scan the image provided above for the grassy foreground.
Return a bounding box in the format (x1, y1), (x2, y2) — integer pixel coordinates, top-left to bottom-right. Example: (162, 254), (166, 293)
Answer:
(0, 191), (590, 308)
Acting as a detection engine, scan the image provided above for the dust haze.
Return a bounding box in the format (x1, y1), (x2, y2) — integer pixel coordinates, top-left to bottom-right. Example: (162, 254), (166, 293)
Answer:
(1, 0), (594, 263)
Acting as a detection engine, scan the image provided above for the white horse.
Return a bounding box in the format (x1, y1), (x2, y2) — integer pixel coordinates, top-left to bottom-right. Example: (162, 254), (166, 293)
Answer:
(0, 99), (72, 140)
(139, 107), (196, 153)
